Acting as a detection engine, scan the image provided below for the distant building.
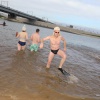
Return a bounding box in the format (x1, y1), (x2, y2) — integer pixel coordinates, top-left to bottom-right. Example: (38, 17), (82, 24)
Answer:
(69, 25), (73, 28)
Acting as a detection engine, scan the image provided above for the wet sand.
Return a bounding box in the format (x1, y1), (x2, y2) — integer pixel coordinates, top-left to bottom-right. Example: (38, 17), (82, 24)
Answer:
(0, 20), (100, 100)
(0, 50), (94, 100)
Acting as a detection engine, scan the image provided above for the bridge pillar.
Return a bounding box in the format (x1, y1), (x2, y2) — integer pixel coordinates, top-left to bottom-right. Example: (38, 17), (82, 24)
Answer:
(8, 13), (16, 19)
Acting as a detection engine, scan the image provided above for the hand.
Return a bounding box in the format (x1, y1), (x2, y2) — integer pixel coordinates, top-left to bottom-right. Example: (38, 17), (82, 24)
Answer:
(64, 47), (67, 52)
(16, 32), (18, 37)
(40, 43), (43, 49)
(27, 40), (31, 45)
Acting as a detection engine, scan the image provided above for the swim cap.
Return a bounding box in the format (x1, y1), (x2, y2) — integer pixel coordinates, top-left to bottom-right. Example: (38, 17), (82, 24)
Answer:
(22, 25), (26, 31)
(54, 27), (60, 31)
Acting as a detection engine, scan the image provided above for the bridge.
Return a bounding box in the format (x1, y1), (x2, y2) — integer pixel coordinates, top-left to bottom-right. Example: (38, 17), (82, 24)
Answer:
(0, 4), (46, 22)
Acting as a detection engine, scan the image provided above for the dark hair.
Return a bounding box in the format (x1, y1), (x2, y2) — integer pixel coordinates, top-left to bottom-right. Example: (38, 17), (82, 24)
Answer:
(36, 29), (40, 32)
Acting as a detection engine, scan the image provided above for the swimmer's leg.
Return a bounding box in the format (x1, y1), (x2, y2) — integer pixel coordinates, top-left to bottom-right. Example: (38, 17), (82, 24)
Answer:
(46, 51), (55, 68)
(22, 45), (26, 50)
(17, 43), (21, 51)
(57, 49), (66, 68)
(30, 45), (34, 52)
(58, 68), (70, 76)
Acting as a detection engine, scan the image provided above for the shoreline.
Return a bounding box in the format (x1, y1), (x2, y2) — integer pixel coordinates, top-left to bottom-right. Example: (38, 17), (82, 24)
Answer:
(0, 83), (95, 100)
(0, 17), (100, 38)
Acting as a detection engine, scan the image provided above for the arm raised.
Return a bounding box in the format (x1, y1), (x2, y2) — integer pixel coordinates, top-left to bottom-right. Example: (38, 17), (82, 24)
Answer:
(16, 32), (20, 38)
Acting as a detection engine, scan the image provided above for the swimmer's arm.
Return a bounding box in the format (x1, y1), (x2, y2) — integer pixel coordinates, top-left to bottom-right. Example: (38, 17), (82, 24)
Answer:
(16, 32), (20, 38)
(42, 36), (50, 41)
(30, 34), (33, 41)
(25, 33), (30, 44)
(16, 32), (18, 37)
(38, 36), (41, 43)
(40, 36), (50, 49)
(25, 33), (28, 40)
(61, 36), (67, 52)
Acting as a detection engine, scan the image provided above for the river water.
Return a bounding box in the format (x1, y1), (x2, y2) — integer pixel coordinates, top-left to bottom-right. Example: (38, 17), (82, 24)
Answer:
(0, 19), (100, 100)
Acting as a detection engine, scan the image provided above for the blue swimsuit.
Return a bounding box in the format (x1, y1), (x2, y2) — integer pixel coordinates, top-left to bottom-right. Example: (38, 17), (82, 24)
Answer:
(18, 41), (26, 46)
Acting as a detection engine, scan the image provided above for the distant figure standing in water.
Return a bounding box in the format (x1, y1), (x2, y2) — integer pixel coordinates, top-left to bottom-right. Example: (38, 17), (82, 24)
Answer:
(3, 21), (6, 26)
(40, 27), (69, 75)
(16, 25), (28, 51)
(30, 29), (41, 52)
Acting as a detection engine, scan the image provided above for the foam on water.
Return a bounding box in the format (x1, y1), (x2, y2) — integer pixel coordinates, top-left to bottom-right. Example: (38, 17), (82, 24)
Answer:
(67, 74), (79, 84)
(61, 74), (79, 84)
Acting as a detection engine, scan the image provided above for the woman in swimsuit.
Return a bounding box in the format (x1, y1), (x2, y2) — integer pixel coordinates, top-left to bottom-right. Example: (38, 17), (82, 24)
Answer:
(16, 25), (28, 51)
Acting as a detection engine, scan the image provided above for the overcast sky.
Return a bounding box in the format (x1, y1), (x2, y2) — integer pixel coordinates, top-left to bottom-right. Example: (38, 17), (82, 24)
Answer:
(1, 0), (100, 30)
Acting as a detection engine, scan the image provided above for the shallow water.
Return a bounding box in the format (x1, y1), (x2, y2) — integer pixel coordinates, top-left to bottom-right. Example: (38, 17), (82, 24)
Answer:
(0, 19), (100, 100)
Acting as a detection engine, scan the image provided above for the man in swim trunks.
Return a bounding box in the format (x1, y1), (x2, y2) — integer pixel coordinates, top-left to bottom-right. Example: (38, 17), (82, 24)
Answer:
(40, 27), (67, 71)
(30, 29), (41, 52)
(16, 25), (28, 51)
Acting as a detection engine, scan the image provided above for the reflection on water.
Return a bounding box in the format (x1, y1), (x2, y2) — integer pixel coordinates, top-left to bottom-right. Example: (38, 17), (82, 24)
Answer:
(0, 19), (100, 100)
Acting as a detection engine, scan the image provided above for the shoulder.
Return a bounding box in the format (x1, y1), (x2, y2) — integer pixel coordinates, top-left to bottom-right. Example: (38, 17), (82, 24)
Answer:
(19, 32), (21, 34)
(60, 36), (65, 40)
(18, 32), (22, 35)
(23, 32), (28, 36)
(57, 35), (62, 39)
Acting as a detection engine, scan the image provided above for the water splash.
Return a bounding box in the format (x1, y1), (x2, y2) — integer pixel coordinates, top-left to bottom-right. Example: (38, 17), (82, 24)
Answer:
(95, 94), (100, 97)
(67, 74), (79, 84)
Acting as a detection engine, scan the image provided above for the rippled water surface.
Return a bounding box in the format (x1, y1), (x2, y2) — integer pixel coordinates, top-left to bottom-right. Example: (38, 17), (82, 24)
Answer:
(0, 19), (100, 100)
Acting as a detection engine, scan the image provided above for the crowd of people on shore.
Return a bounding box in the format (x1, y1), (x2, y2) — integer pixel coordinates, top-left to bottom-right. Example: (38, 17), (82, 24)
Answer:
(16, 25), (70, 75)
